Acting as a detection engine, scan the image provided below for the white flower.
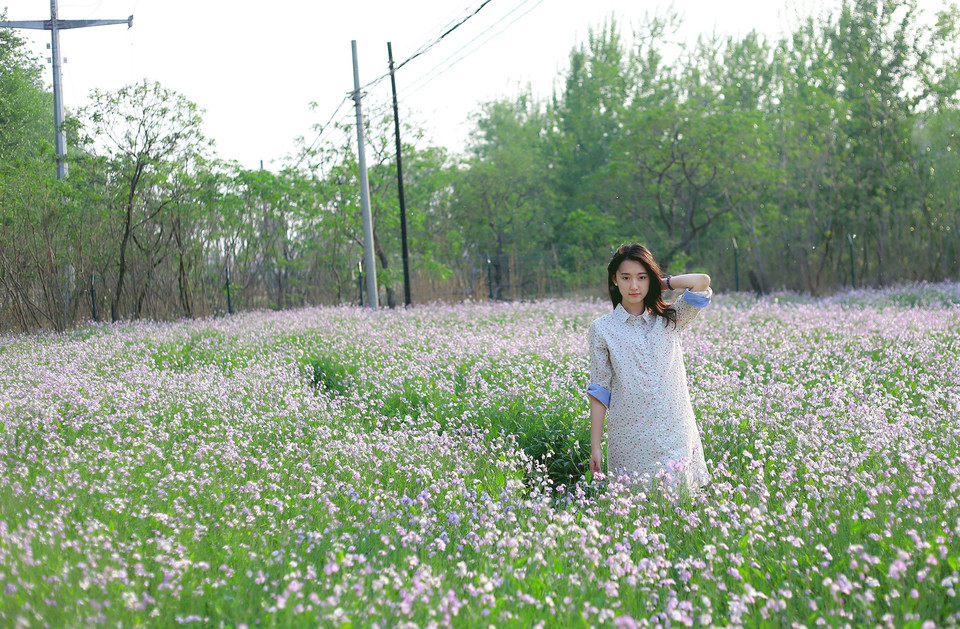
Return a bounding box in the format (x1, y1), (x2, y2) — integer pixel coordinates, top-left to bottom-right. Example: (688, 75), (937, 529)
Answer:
(122, 591), (138, 610)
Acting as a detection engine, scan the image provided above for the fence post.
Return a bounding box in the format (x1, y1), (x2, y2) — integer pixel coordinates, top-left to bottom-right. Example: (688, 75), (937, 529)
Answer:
(358, 261), (364, 307)
(732, 237), (740, 292)
(225, 266), (234, 315)
(486, 255), (494, 301)
(847, 233), (856, 289)
(90, 273), (97, 322)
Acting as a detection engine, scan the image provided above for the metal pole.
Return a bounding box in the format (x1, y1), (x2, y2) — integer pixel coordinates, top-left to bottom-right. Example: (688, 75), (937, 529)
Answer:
(732, 237), (739, 292)
(50, 0), (67, 179)
(388, 42), (412, 307)
(351, 40), (378, 310)
(90, 273), (97, 322)
(1, 7), (132, 180)
(225, 266), (233, 315)
(847, 233), (856, 289)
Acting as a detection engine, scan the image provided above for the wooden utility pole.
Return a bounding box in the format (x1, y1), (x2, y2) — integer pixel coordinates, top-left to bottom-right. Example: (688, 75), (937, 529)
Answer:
(0, 0), (133, 179)
(350, 40), (379, 310)
(387, 42), (412, 307)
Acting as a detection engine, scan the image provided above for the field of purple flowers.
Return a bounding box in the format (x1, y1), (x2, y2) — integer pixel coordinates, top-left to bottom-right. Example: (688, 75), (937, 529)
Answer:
(2, 282), (960, 627)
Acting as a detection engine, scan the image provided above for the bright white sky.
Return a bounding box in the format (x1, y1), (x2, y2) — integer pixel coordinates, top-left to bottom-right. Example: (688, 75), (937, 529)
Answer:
(0, 0), (949, 170)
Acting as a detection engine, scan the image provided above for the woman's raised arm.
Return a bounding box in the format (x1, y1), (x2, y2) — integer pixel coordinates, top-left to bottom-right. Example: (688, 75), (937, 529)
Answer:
(662, 273), (711, 293)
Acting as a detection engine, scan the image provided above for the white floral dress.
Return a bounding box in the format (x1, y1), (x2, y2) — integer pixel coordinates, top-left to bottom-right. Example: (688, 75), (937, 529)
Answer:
(587, 288), (712, 487)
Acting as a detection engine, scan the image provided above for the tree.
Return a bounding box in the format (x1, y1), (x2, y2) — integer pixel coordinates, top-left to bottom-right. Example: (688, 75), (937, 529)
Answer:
(550, 18), (634, 210)
(0, 18), (67, 330)
(78, 80), (210, 321)
(0, 12), (54, 164)
(454, 92), (555, 300)
(914, 3), (960, 278)
(300, 113), (460, 308)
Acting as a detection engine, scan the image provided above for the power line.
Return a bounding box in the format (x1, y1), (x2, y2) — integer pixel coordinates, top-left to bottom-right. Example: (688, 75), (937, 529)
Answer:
(292, 3), (484, 169)
(399, 0), (541, 98)
(293, 95), (351, 169)
(354, 0), (497, 94)
(294, 3), (489, 168)
(402, 1), (488, 64)
(396, 0), (496, 71)
(295, 0), (512, 170)
(399, 0), (547, 102)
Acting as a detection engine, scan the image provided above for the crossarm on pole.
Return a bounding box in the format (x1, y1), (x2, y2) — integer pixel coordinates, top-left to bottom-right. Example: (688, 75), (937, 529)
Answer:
(0, 16), (132, 30)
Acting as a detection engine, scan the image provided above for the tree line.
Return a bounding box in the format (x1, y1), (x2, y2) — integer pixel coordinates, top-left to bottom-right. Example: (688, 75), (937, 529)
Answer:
(2, 0), (959, 332)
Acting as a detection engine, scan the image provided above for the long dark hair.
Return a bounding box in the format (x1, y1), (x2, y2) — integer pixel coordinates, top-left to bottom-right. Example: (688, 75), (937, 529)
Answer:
(607, 243), (677, 325)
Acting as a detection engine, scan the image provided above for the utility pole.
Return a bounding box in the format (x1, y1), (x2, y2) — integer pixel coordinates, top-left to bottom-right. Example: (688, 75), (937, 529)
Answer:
(0, 0), (133, 180)
(387, 42), (412, 307)
(350, 40), (379, 310)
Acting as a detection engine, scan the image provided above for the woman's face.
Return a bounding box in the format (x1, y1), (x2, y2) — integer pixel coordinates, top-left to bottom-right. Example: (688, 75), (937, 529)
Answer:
(613, 258), (651, 310)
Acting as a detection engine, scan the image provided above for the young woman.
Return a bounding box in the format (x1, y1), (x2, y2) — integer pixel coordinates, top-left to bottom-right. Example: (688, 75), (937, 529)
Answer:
(587, 244), (712, 489)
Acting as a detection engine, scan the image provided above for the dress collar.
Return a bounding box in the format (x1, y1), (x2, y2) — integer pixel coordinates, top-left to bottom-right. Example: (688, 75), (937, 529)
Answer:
(614, 303), (652, 323)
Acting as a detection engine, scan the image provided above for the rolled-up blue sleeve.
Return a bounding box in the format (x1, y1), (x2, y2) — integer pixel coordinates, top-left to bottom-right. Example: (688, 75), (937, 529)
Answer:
(587, 322), (612, 408)
(682, 288), (711, 307)
(675, 287), (713, 330)
(587, 383), (611, 407)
